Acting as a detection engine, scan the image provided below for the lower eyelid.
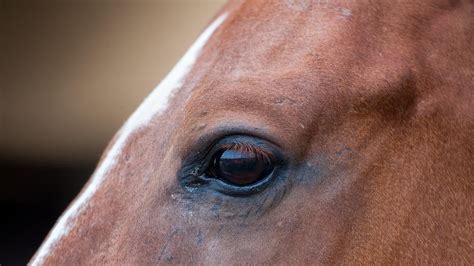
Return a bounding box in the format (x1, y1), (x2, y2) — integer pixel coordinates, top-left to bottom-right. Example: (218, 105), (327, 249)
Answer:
(177, 166), (290, 219)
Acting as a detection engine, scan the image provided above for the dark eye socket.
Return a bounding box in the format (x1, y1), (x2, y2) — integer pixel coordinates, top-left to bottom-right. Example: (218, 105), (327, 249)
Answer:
(180, 135), (285, 196)
(208, 143), (275, 186)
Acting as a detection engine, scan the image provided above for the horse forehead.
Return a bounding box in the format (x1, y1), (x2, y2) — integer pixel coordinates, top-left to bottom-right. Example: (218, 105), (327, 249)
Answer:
(194, 1), (453, 91)
(203, 3), (368, 80)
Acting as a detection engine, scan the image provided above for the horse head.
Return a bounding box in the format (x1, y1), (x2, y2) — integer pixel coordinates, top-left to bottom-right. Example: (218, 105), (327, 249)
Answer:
(32, 0), (473, 264)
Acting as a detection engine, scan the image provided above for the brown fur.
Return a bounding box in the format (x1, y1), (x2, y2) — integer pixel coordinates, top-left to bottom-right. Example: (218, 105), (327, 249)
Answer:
(33, 0), (473, 264)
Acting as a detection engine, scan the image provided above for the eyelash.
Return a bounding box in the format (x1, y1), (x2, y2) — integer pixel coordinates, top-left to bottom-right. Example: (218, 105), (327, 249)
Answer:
(208, 142), (275, 168)
(217, 142), (273, 157)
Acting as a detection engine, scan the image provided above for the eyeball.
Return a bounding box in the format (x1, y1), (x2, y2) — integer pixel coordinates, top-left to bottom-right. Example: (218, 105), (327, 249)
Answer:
(209, 143), (275, 186)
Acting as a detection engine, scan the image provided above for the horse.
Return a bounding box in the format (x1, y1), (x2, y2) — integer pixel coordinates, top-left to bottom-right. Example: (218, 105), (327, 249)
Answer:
(31, 0), (473, 264)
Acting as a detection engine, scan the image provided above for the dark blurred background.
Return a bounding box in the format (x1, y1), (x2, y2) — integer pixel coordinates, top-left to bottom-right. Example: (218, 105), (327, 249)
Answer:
(0, 0), (224, 264)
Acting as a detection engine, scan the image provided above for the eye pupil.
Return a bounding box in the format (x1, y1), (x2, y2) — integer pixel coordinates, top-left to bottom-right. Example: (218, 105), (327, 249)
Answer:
(213, 147), (274, 186)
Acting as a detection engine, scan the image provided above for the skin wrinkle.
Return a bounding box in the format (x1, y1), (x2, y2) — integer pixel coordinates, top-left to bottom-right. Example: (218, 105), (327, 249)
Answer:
(33, 0), (473, 265)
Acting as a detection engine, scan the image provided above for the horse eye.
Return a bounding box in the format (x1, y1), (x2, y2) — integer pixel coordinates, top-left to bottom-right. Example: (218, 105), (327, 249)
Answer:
(209, 144), (275, 186)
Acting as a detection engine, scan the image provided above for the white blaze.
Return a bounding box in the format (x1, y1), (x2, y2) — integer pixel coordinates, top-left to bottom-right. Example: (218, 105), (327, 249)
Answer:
(31, 13), (228, 266)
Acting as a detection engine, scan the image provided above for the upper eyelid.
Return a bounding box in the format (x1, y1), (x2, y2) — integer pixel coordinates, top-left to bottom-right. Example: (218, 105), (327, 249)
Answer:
(178, 123), (283, 160)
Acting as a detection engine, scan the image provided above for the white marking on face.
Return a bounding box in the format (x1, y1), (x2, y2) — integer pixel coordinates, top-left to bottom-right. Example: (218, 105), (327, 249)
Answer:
(31, 12), (228, 266)
(340, 8), (352, 17)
